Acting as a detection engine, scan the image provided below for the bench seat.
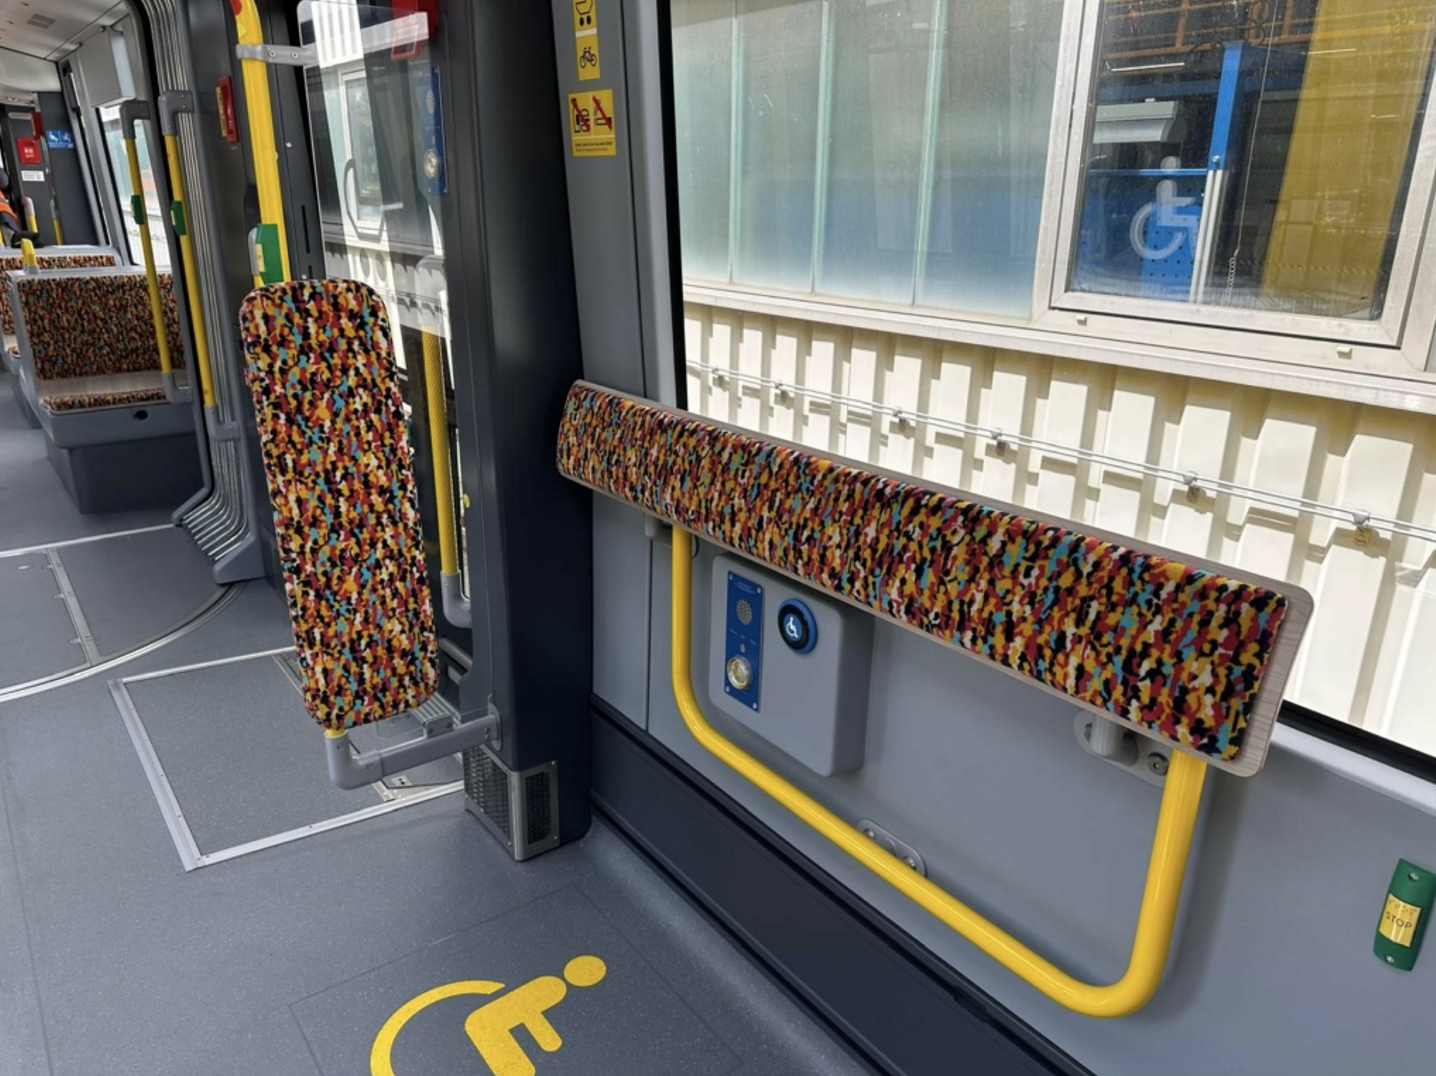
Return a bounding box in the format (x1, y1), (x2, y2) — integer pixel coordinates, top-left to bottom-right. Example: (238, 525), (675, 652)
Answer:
(0, 247), (120, 334)
(8, 266), (200, 512)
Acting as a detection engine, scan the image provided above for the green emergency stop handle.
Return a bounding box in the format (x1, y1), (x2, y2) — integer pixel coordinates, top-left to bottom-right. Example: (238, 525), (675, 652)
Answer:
(1375, 859), (1434, 971)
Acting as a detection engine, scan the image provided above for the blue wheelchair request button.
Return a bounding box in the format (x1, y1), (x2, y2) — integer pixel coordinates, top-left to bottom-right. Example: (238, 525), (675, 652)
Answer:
(777, 600), (817, 655)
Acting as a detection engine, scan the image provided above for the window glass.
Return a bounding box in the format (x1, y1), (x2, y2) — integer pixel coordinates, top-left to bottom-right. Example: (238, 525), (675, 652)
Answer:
(99, 104), (171, 270)
(1068, 0), (1436, 319)
(817, 0), (931, 304)
(733, 0), (823, 291)
(345, 77), (385, 214)
(917, 0), (1063, 315)
(670, 0), (1436, 757)
(671, 0), (1064, 315)
(672, 0), (735, 281)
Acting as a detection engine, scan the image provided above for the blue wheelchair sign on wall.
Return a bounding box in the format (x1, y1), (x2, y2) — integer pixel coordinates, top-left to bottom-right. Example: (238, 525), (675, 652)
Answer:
(45, 130), (75, 150)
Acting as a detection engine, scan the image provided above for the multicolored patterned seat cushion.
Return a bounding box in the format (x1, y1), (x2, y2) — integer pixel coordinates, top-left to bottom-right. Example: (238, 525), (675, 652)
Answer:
(0, 252), (121, 333)
(15, 272), (185, 381)
(40, 387), (168, 413)
(239, 278), (438, 731)
(556, 382), (1291, 762)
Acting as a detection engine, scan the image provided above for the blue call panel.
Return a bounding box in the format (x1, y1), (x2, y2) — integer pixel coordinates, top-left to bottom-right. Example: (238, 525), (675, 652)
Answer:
(723, 571), (763, 711)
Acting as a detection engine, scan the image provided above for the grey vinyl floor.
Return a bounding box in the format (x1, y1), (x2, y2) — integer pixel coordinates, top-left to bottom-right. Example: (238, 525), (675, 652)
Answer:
(0, 553), (85, 689)
(0, 583), (869, 1076)
(0, 525), (220, 691)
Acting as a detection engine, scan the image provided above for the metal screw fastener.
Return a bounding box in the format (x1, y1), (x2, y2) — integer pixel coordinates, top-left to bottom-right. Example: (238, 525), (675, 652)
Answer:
(863, 829), (876, 840)
(904, 856), (918, 869)
(1411, 872), (1422, 882)
(1387, 955), (1396, 964)
(1146, 753), (1169, 776)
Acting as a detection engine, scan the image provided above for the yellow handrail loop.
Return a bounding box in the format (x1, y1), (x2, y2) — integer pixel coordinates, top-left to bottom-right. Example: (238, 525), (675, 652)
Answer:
(668, 526), (1207, 1017)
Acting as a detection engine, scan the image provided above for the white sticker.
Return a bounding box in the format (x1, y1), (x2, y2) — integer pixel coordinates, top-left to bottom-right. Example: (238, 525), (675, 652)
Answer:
(20, 169), (44, 183)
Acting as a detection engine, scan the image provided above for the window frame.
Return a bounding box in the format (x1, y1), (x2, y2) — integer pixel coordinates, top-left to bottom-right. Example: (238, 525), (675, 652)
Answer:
(1031, 0), (1436, 374)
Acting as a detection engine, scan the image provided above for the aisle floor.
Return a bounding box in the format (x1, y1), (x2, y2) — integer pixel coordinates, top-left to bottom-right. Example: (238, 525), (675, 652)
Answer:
(0, 583), (869, 1076)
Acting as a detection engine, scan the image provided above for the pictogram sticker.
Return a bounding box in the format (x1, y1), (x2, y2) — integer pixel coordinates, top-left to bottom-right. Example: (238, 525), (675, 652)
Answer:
(568, 89), (616, 158)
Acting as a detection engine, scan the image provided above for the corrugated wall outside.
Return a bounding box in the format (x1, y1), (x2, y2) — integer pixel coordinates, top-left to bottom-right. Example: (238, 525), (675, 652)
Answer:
(685, 299), (1436, 754)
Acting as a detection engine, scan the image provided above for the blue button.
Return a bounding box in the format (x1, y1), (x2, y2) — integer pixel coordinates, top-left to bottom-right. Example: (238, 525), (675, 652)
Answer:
(776, 599), (817, 655)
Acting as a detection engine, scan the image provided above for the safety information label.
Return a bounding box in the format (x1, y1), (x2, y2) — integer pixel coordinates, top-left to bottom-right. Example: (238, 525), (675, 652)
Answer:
(575, 31), (600, 81)
(568, 89), (616, 157)
(573, 0), (600, 81)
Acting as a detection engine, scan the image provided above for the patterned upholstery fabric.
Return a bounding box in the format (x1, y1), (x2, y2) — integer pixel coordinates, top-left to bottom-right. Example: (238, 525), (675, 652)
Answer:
(239, 278), (438, 730)
(16, 272), (185, 382)
(41, 387), (167, 413)
(556, 382), (1291, 762)
(0, 252), (120, 333)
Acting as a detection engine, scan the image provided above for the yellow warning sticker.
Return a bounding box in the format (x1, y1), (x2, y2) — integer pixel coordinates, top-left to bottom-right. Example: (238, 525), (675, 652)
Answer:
(575, 31), (600, 81)
(572, 0), (596, 32)
(568, 89), (616, 157)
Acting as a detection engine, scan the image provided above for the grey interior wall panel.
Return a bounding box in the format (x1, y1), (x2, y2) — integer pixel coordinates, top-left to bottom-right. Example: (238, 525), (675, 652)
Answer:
(592, 497), (653, 729)
(37, 92), (98, 245)
(641, 538), (1436, 1076)
(550, 0), (647, 397)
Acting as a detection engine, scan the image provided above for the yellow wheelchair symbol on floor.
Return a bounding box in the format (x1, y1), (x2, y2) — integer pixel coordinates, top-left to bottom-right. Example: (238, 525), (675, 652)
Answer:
(370, 955), (608, 1076)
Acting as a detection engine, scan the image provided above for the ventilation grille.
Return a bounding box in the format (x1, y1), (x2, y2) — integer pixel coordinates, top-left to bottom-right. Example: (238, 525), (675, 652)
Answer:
(525, 771), (553, 845)
(27, 14), (57, 29)
(463, 747), (512, 843)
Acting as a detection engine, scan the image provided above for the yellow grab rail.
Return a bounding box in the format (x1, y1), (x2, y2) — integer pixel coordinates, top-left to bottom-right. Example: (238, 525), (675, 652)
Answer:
(161, 131), (215, 408)
(122, 133), (174, 381)
(231, 0), (292, 283)
(669, 526), (1208, 1017)
(422, 329), (459, 576)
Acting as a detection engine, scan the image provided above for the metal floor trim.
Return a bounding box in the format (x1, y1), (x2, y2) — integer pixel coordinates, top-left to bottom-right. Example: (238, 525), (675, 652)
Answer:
(0, 523), (176, 560)
(46, 548), (100, 664)
(0, 584), (242, 704)
(112, 653), (463, 872)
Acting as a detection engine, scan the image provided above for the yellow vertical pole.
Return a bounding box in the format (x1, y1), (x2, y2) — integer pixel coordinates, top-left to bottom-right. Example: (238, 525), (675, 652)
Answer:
(231, 0), (292, 283)
(162, 132), (215, 408)
(422, 329), (458, 576)
(122, 133), (174, 381)
(20, 237), (37, 269)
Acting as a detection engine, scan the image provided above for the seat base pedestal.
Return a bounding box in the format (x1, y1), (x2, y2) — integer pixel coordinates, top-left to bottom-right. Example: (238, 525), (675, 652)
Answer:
(47, 432), (203, 514)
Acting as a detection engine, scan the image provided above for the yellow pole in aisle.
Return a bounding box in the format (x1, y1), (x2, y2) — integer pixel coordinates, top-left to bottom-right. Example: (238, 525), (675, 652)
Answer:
(161, 132), (215, 408)
(121, 130), (176, 397)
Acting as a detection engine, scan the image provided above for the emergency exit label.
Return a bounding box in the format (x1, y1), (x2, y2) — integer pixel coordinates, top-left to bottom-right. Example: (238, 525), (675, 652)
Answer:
(568, 89), (616, 157)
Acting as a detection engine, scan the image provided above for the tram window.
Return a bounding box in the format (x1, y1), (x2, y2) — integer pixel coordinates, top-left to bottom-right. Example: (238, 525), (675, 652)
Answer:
(668, 0), (1436, 757)
(98, 104), (171, 271)
(1065, 0), (1436, 322)
(672, 0), (1065, 314)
